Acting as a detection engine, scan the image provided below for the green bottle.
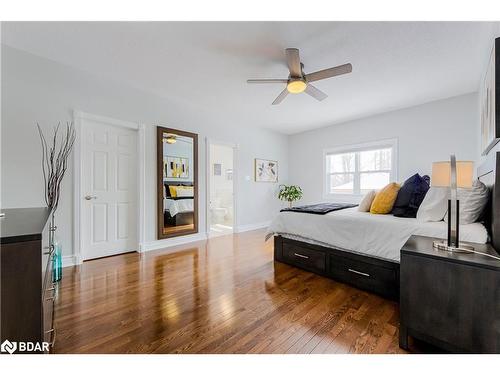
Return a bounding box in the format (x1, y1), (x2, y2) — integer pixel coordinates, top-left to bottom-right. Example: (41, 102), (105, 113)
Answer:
(52, 234), (62, 282)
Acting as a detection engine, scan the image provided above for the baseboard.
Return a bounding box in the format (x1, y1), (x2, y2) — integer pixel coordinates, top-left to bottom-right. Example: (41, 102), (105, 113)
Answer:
(63, 223), (269, 261)
(235, 221), (271, 233)
(140, 232), (208, 253)
(62, 255), (77, 268)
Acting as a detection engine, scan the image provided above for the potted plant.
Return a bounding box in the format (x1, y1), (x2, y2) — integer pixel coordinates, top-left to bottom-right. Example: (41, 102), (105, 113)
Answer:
(278, 184), (303, 208)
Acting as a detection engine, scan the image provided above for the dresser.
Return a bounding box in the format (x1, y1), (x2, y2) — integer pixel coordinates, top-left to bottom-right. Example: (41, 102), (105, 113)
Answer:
(0, 208), (55, 354)
(399, 235), (500, 353)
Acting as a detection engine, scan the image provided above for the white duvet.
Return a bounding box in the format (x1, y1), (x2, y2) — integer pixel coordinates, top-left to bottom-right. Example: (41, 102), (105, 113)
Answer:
(266, 207), (488, 261)
(164, 198), (194, 217)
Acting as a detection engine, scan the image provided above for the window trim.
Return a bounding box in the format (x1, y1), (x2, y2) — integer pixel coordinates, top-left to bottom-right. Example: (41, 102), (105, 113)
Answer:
(322, 138), (398, 200)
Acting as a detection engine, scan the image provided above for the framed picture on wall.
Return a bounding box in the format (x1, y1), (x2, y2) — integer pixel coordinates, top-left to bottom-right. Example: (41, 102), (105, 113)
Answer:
(213, 163), (222, 176)
(164, 156), (189, 178)
(480, 37), (499, 155)
(255, 158), (278, 183)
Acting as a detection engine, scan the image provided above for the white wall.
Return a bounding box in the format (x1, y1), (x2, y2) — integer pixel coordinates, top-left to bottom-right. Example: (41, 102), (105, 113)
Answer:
(288, 93), (479, 204)
(477, 25), (500, 163)
(0, 45), (288, 260)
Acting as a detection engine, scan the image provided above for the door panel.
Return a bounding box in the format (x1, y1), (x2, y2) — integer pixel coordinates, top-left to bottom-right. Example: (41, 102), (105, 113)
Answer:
(82, 119), (138, 260)
(117, 153), (131, 191)
(116, 203), (129, 239)
(92, 151), (108, 191)
(91, 203), (108, 243)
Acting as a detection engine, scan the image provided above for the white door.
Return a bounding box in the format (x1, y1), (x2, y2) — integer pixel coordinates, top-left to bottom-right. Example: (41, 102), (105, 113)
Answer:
(81, 119), (138, 260)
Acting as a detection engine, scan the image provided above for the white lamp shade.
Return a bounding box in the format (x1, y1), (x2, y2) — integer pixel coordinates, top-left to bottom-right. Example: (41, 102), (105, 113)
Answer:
(431, 161), (474, 188)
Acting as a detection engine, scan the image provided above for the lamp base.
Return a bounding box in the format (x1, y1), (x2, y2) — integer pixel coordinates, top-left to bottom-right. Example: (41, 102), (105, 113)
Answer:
(432, 240), (474, 253)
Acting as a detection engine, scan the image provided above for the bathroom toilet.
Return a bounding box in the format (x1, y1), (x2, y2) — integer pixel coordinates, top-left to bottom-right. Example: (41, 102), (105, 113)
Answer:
(211, 207), (227, 224)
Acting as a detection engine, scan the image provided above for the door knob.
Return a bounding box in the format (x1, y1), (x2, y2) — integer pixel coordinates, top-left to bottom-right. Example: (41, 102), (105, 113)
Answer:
(84, 195), (97, 200)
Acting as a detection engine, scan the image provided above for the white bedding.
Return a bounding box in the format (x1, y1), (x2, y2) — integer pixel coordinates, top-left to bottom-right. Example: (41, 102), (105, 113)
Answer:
(266, 207), (488, 261)
(164, 198), (194, 217)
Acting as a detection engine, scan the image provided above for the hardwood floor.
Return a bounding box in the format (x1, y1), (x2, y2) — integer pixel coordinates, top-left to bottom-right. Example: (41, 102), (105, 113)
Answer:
(53, 229), (407, 354)
(163, 223), (194, 235)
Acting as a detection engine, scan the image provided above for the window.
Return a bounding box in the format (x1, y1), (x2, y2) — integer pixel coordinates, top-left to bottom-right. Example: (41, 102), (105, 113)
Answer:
(324, 139), (397, 196)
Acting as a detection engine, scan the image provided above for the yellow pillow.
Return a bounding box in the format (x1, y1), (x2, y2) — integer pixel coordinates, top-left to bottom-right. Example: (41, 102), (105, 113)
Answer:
(168, 186), (178, 197)
(370, 182), (400, 214)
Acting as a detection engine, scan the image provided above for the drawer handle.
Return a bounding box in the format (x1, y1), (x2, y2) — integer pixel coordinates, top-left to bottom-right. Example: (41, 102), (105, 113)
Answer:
(46, 284), (56, 297)
(43, 244), (55, 255)
(50, 328), (56, 347)
(45, 328), (56, 347)
(294, 253), (309, 259)
(348, 268), (370, 277)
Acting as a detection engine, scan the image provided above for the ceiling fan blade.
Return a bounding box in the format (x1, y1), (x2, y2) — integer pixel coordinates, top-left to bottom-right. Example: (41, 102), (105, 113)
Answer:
(286, 48), (302, 77)
(305, 63), (352, 83)
(247, 79), (288, 84)
(304, 84), (328, 101)
(272, 88), (289, 105)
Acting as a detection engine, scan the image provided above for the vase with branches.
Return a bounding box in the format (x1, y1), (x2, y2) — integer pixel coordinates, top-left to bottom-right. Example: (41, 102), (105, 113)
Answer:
(278, 184), (303, 208)
(37, 122), (76, 281)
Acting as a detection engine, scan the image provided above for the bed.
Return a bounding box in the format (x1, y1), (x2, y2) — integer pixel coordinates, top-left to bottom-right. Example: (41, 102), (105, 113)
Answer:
(267, 208), (488, 261)
(268, 154), (499, 300)
(163, 182), (194, 226)
(164, 197), (194, 217)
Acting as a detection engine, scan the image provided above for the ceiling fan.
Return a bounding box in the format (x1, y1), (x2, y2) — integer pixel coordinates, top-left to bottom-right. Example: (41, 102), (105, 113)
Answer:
(247, 48), (352, 105)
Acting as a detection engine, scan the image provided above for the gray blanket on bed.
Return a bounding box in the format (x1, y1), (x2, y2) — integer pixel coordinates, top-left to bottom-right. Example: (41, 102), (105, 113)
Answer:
(280, 202), (358, 215)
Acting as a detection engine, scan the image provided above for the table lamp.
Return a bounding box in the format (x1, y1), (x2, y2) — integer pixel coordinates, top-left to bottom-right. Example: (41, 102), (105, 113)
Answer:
(431, 155), (474, 253)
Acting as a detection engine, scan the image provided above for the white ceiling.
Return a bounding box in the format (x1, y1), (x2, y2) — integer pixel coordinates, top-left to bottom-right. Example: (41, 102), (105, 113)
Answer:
(1, 22), (497, 134)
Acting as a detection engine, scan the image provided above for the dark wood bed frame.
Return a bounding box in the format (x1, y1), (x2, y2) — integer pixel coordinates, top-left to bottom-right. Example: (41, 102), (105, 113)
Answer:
(274, 151), (500, 301)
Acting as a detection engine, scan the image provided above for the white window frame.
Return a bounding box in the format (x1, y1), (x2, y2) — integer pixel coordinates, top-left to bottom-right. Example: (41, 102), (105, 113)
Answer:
(323, 138), (398, 200)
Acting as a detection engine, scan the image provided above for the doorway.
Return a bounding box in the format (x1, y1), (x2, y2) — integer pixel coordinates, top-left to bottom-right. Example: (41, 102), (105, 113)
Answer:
(206, 141), (237, 238)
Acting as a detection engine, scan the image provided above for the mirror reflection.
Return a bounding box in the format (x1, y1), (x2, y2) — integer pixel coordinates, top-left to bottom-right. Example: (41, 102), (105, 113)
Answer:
(157, 127), (198, 238)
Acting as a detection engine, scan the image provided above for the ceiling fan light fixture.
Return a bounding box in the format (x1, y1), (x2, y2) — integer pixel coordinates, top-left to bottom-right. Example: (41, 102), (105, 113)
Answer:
(246, 48), (352, 104)
(164, 135), (177, 144)
(287, 79), (307, 94)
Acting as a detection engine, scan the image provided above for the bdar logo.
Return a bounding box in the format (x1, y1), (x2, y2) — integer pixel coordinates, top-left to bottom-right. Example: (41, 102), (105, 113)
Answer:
(1, 340), (17, 354)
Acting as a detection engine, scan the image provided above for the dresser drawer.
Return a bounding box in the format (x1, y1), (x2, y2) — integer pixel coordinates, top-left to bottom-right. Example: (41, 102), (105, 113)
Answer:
(282, 241), (326, 273)
(42, 253), (54, 296)
(42, 252), (56, 351)
(41, 218), (52, 285)
(43, 290), (55, 350)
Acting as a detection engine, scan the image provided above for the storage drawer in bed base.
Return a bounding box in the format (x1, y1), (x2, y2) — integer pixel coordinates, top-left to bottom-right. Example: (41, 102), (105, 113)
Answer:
(274, 235), (400, 301)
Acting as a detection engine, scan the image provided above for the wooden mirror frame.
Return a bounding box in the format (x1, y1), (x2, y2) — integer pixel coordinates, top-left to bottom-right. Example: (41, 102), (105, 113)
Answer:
(157, 126), (198, 239)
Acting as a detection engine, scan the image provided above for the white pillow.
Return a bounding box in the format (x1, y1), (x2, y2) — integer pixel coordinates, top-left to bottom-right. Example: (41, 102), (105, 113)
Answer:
(358, 190), (376, 212)
(444, 180), (489, 224)
(416, 187), (448, 222)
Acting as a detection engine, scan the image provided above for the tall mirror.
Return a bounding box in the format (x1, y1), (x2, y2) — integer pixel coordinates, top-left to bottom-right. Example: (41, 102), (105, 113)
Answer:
(157, 126), (198, 239)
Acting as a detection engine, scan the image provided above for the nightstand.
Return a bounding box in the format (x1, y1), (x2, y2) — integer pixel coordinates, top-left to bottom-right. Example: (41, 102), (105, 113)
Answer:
(399, 235), (500, 353)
